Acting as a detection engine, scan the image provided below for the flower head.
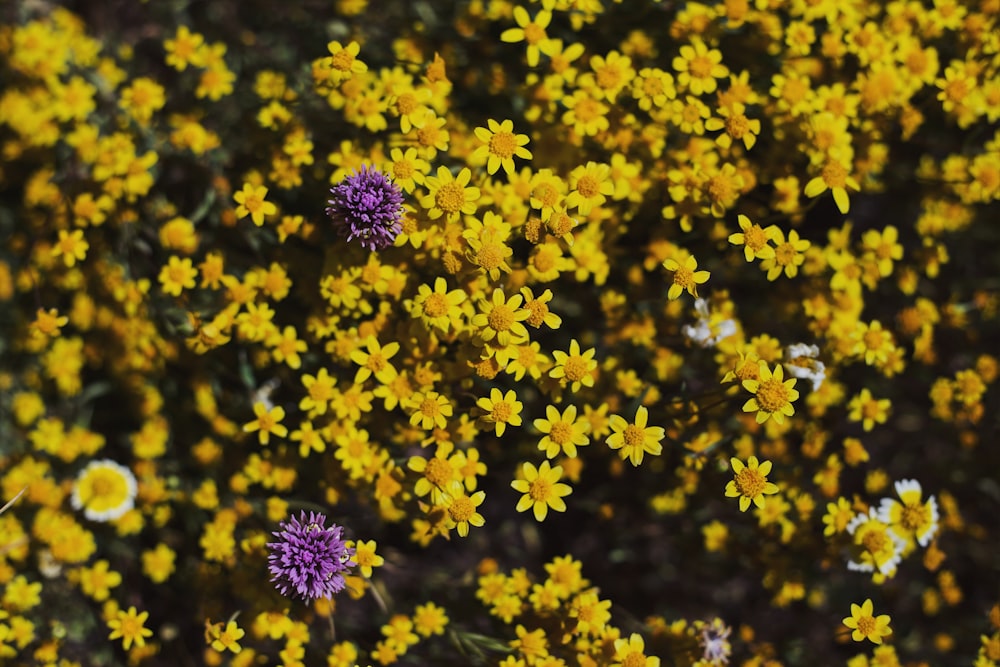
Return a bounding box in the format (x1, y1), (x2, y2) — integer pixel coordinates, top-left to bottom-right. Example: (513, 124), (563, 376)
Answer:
(842, 598), (892, 644)
(71, 459), (138, 522)
(267, 511), (355, 601)
(326, 165), (404, 251)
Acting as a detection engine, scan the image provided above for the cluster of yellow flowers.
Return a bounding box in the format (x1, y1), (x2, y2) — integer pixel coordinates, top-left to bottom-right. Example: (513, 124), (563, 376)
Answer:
(1, 1), (999, 665)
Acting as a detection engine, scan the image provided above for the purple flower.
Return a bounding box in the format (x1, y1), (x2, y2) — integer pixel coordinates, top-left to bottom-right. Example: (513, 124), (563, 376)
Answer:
(326, 165), (404, 251)
(267, 511), (355, 601)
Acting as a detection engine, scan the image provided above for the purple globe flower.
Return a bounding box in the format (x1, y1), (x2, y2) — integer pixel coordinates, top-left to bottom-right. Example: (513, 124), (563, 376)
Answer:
(326, 165), (404, 251)
(267, 511), (355, 601)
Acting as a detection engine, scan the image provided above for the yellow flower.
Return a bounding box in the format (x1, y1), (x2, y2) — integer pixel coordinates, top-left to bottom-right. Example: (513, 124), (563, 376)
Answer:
(420, 166), (480, 221)
(741, 361), (799, 424)
(511, 460), (572, 521)
(350, 539), (385, 578)
(324, 40), (367, 85)
(663, 254), (710, 300)
(728, 214), (777, 262)
(242, 402), (288, 445)
(847, 389), (891, 432)
(71, 459), (138, 522)
(407, 391), (453, 431)
(158, 255), (198, 296)
(473, 118), (532, 175)
(725, 456), (780, 512)
(565, 161), (615, 215)
(472, 288), (531, 348)
(408, 277), (467, 334)
(804, 158), (860, 214)
(534, 404), (590, 459)
(476, 388), (524, 437)
(233, 183), (277, 226)
(550, 339), (598, 392)
(164, 25), (204, 71)
(842, 599), (892, 644)
(612, 633), (659, 667)
(108, 606), (153, 651)
(672, 37), (729, 95)
(606, 405), (664, 466)
(350, 336), (400, 384)
(442, 481), (486, 537)
(207, 620), (245, 654)
(500, 6), (553, 67)
(52, 229), (89, 267)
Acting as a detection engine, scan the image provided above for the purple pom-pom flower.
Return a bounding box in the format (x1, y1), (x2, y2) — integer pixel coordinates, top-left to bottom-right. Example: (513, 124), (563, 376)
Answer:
(325, 165), (404, 251)
(267, 511), (355, 601)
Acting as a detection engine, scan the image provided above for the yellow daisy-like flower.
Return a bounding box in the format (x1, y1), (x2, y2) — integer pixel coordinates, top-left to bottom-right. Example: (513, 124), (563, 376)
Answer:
(472, 288), (531, 348)
(206, 620), (245, 654)
(663, 254), (710, 300)
(612, 633), (659, 667)
(407, 390), (453, 431)
(741, 361), (799, 424)
(350, 336), (400, 384)
(534, 404), (590, 459)
(511, 460), (572, 521)
(476, 388), (524, 437)
(242, 401), (288, 445)
(549, 339), (598, 392)
(408, 277), (467, 334)
(324, 40), (367, 85)
(725, 456), (779, 512)
(71, 459), (138, 522)
(877, 479), (939, 550)
(442, 481), (486, 538)
(499, 6), (553, 68)
(233, 183), (277, 226)
(842, 599), (892, 645)
(605, 405), (664, 467)
(728, 214), (777, 262)
(108, 606), (153, 651)
(672, 37), (729, 95)
(472, 118), (532, 175)
(803, 158), (861, 214)
(565, 161), (615, 216)
(420, 166), (480, 221)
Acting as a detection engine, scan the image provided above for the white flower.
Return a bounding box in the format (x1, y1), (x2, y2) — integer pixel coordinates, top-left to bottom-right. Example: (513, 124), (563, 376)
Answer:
(71, 459), (138, 522)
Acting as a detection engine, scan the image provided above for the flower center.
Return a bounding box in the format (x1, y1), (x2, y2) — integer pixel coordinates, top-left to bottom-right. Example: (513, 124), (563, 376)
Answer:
(549, 421), (572, 445)
(725, 113), (750, 138)
(622, 654), (647, 667)
(476, 244), (503, 270)
(672, 266), (695, 289)
(491, 402), (512, 423)
(861, 529), (888, 555)
(900, 504), (924, 531)
(563, 356), (588, 381)
(526, 301), (548, 327)
(688, 54), (715, 78)
(529, 477), (552, 501)
(575, 175), (600, 198)
(523, 23), (546, 44)
(487, 304), (515, 332)
(755, 378), (790, 413)
(622, 424), (645, 448)
(424, 458), (451, 488)
(489, 131), (517, 159)
(821, 160), (848, 188)
(744, 225), (769, 251)
(395, 92), (417, 115)
(420, 397), (442, 418)
(735, 468), (766, 498)
(448, 495), (474, 522)
(331, 51), (355, 72)
(435, 183), (465, 214)
(855, 615), (876, 637)
(423, 293), (449, 318)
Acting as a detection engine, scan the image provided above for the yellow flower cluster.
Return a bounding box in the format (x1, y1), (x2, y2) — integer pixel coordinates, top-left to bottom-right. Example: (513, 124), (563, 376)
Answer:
(0, 1), (998, 666)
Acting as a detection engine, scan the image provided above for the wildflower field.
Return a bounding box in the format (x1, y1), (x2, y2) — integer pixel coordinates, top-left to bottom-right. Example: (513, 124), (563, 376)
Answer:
(2, 0), (1000, 665)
